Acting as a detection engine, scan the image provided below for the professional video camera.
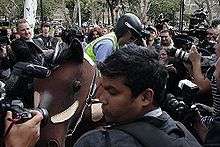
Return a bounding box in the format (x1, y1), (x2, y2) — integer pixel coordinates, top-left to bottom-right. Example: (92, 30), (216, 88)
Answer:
(0, 80), (49, 137)
(162, 79), (199, 122)
(0, 62), (51, 137)
(189, 8), (209, 41)
(0, 29), (10, 45)
(155, 13), (171, 32)
(6, 62), (50, 101)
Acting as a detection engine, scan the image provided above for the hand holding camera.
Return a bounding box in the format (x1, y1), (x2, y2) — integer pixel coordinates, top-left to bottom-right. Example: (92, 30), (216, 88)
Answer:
(4, 110), (43, 147)
(189, 45), (202, 64)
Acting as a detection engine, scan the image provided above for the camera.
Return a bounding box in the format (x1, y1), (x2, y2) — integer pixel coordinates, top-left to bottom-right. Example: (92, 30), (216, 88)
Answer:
(163, 79), (199, 121)
(168, 46), (216, 67)
(0, 62), (51, 137)
(189, 9), (209, 41)
(0, 81), (49, 137)
(168, 48), (190, 62)
(0, 29), (10, 46)
(5, 62), (51, 98)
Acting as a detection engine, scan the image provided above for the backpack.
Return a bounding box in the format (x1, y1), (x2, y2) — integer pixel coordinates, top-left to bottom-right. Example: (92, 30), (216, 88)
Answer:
(112, 116), (201, 147)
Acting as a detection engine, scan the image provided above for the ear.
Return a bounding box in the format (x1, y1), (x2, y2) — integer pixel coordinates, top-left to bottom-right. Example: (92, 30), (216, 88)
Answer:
(140, 88), (154, 106)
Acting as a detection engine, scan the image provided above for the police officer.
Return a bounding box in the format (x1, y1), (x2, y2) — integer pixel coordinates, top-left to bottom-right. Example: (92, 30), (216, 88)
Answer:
(86, 13), (144, 63)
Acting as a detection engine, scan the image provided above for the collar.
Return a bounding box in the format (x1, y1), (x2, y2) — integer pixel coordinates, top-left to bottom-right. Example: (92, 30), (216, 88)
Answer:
(144, 107), (162, 117)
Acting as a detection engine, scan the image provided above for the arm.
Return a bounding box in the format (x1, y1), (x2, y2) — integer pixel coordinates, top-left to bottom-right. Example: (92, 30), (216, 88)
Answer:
(4, 111), (43, 147)
(189, 45), (211, 94)
(94, 39), (114, 63)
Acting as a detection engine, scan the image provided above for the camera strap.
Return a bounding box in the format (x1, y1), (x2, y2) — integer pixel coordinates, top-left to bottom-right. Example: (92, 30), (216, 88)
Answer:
(4, 117), (19, 138)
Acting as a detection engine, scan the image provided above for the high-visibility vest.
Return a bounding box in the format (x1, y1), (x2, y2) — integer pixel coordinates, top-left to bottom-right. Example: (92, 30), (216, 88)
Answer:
(86, 32), (117, 61)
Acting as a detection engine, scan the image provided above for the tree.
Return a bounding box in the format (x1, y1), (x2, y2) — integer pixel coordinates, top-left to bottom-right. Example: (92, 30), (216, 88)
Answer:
(123, 0), (151, 21)
(106, 0), (120, 24)
(0, 0), (23, 19)
(37, 0), (60, 19)
(193, 0), (220, 23)
(147, 0), (181, 21)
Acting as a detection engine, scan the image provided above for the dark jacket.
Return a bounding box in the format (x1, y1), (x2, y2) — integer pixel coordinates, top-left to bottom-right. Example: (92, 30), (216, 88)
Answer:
(35, 35), (59, 50)
(73, 112), (201, 147)
(10, 38), (48, 66)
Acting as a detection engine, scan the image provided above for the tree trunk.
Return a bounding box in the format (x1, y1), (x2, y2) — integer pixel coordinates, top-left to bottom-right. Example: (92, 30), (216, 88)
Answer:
(106, 0), (120, 25)
(140, 0), (151, 22)
(205, 0), (212, 23)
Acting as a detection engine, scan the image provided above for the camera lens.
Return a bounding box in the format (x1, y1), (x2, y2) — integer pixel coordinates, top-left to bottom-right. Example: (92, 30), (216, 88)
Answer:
(175, 49), (189, 62)
(35, 107), (49, 126)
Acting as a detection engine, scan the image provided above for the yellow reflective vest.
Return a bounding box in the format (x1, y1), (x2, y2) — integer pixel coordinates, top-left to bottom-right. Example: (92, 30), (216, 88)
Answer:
(86, 32), (117, 61)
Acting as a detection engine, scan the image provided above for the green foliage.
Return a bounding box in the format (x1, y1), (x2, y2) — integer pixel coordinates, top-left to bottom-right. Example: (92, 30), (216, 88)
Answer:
(80, 0), (92, 23)
(148, 0), (181, 20)
(37, 0), (60, 18)
(65, 0), (104, 24)
(14, 0), (24, 18)
(126, 0), (140, 14)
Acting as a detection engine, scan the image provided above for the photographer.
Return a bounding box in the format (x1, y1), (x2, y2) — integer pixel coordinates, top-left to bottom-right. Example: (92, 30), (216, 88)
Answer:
(198, 27), (218, 55)
(4, 110), (43, 147)
(10, 19), (52, 67)
(188, 35), (220, 131)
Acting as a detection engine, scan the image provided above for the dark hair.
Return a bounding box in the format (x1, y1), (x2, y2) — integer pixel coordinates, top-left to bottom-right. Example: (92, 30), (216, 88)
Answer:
(97, 43), (168, 105)
(160, 29), (171, 36)
(61, 28), (83, 44)
(86, 27), (102, 43)
(41, 22), (50, 28)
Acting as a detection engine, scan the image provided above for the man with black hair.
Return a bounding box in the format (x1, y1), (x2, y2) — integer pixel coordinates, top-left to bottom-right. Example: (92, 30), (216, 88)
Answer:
(159, 29), (174, 50)
(74, 43), (201, 147)
(35, 22), (58, 50)
(86, 13), (144, 63)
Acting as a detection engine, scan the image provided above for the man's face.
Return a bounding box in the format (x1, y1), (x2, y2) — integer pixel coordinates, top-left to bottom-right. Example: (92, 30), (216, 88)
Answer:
(92, 31), (99, 39)
(118, 31), (137, 46)
(17, 22), (32, 39)
(207, 28), (218, 41)
(149, 31), (156, 41)
(159, 49), (168, 64)
(99, 76), (142, 123)
(102, 28), (108, 35)
(42, 26), (50, 35)
(160, 32), (172, 46)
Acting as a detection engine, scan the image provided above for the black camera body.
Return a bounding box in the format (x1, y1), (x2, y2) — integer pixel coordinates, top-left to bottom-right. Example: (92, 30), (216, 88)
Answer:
(0, 81), (48, 137)
(163, 79), (199, 121)
(0, 29), (10, 46)
(189, 9), (209, 41)
(0, 62), (51, 137)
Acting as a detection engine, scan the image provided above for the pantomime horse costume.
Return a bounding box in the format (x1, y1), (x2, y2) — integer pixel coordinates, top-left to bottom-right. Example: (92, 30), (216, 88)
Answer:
(34, 38), (104, 147)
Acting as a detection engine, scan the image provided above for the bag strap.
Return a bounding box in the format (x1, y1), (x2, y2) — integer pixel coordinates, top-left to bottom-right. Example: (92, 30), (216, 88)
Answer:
(113, 120), (176, 147)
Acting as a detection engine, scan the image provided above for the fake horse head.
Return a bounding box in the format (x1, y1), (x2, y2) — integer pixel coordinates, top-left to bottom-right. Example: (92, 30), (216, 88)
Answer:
(34, 39), (104, 147)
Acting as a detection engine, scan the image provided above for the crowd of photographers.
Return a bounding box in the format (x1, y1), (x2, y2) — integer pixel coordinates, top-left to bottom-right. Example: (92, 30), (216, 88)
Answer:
(2, 10), (220, 146)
